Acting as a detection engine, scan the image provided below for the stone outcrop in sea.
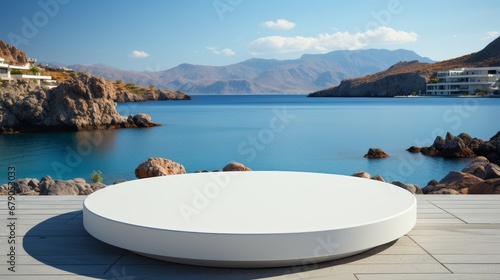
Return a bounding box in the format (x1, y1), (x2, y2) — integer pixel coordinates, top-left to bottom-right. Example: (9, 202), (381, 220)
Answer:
(115, 88), (191, 102)
(364, 148), (389, 159)
(0, 73), (159, 134)
(414, 132), (500, 165)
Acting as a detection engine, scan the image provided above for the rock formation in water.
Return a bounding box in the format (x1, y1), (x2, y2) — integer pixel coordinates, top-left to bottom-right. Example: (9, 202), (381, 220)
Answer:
(364, 148), (390, 159)
(416, 132), (500, 165)
(0, 73), (160, 134)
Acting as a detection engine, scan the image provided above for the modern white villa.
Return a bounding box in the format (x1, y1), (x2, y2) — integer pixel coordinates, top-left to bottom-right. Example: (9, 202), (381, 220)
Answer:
(426, 66), (500, 96)
(0, 57), (57, 88)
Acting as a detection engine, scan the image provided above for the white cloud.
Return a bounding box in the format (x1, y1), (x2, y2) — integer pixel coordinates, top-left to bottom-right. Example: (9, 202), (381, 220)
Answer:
(249, 26), (418, 55)
(129, 50), (150, 58)
(222, 48), (236, 56)
(206, 46), (236, 56)
(250, 36), (318, 54)
(262, 19), (296, 30)
(484, 31), (500, 40)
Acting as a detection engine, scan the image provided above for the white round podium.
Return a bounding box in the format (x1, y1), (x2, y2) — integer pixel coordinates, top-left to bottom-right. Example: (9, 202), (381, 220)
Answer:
(83, 171), (416, 268)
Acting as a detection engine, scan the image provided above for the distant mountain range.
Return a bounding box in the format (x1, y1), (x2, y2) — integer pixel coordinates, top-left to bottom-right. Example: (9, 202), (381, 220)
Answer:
(66, 49), (433, 94)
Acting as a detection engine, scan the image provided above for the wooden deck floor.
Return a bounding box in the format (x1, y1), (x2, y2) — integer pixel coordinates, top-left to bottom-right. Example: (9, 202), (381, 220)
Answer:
(1, 195), (500, 279)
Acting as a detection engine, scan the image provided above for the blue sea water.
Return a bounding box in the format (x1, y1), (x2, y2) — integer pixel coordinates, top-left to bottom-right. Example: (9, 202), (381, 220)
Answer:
(0, 95), (498, 187)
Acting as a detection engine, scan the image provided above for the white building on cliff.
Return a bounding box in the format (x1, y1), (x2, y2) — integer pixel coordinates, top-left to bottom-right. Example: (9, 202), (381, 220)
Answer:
(0, 57), (56, 88)
(426, 66), (500, 95)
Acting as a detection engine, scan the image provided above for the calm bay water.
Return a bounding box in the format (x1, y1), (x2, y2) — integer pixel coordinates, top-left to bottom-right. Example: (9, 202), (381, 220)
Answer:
(0, 95), (498, 187)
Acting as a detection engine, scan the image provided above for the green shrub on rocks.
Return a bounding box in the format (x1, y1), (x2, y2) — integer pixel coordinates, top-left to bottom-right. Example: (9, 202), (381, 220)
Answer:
(91, 170), (103, 183)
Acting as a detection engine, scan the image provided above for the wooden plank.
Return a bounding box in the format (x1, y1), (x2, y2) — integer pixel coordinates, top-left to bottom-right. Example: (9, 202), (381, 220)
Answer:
(411, 235), (500, 243)
(453, 214), (500, 224)
(357, 274), (497, 280)
(416, 213), (457, 219)
(416, 218), (464, 224)
(434, 254), (500, 264)
(417, 242), (500, 255)
(0, 264), (109, 275)
(445, 264), (500, 273)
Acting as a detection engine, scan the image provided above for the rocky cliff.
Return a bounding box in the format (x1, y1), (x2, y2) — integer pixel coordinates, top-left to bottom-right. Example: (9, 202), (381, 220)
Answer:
(311, 71), (426, 97)
(0, 73), (159, 134)
(309, 36), (500, 97)
(0, 40), (28, 65)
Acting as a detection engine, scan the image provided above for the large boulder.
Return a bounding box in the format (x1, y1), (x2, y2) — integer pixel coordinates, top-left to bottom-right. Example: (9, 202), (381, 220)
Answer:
(351, 171), (371, 179)
(406, 146), (421, 153)
(468, 178), (500, 194)
(440, 133), (475, 158)
(39, 179), (80, 195)
(430, 171), (484, 194)
(391, 180), (423, 194)
(135, 157), (186, 179)
(130, 113), (156, 128)
(364, 148), (389, 159)
(484, 163), (500, 180)
(11, 178), (37, 195)
(222, 162), (252, 172)
(428, 188), (460, 195)
(461, 156), (489, 178)
(371, 174), (385, 182)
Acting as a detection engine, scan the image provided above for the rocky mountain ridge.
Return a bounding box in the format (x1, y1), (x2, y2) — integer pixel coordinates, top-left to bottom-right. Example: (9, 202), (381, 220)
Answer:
(309, 36), (500, 97)
(68, 49), (434, 94)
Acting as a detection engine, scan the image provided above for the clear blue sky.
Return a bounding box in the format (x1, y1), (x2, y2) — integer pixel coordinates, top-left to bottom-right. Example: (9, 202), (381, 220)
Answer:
(1, 0), (499, 71)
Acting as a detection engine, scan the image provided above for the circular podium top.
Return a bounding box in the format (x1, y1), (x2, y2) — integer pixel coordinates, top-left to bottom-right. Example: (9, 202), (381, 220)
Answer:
(85, 171), (414, 234)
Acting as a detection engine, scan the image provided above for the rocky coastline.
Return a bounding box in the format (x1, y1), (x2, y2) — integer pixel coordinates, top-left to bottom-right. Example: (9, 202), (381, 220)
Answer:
(114, 87), (191, 102)
(0, 160), (252, 195)
(0, 73), (160, 134)
(409, 131), (500, 165)
(1, 131), (499, 196)
(352, 156), (500, 195)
